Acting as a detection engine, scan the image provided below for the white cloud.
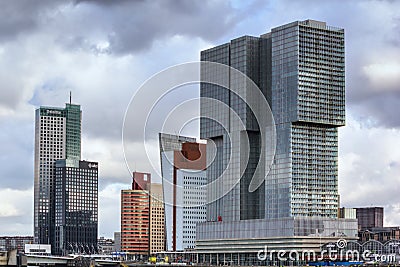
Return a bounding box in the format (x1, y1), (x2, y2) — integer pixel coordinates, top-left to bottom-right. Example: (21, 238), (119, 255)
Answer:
(0, 188), (33, 235)
(339, 112), (400, 224)
(363, 62), (400, 91)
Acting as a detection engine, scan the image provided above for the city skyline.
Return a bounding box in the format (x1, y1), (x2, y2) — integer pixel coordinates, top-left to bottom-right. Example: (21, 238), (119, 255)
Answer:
(0, 0), (400, 238)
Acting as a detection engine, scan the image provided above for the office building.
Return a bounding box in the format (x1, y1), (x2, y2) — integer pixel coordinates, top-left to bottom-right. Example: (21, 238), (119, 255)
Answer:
(356, 207), (384, 230)
(159, 133), (207, 251)
(98, 237), (115, 255)
(34, 99), (99, 256)
(0, 236), (34, 252)
(114, 232), (121, 252)
(121, 172), (165, 257)
(54, 159), (98, 255)
(149, 183), (165, 254)
(34, 103), (81, 245)
(196, 20), (357, 265)
(339, 208), (357, 219)
(121, 175), (150, 256)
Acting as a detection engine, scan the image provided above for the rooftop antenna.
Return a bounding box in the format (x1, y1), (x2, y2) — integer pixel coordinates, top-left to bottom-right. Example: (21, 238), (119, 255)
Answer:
(69, 91), (72, 104)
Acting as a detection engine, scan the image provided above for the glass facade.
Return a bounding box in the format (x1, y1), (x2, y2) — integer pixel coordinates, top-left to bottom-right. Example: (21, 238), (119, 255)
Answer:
(33, 103), (82, 250)
(54, 160), (98, 255)
(200, 36), (267, 222)
(267, 20), (344, 219)
(200, 19), (345, 222)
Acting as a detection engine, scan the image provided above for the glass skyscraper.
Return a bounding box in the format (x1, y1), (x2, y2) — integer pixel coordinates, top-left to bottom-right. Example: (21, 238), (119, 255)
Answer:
(196, 20), (354, 264)
(200, 19), (344, 221)
(34, 101), (98, 255)
(34, 103), (82, 246)
(54, 159), (98, 255)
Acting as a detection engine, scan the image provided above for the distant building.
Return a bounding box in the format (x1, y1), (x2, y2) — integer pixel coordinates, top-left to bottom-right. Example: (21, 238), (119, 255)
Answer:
(34, 103), (81, 245)
(121, 172), (164, 257)
(159, 133), (207, 251)
(359, 226), (400, 242)
(121, 187), (150, 256)
(98, 237), (115, 255)
(34, 99), (98, 255)
(356, 207), (384, 230)
(0, 236), (34, 252)
(54, 159), (98, 255)
(114, 232), (121, 252)
(339, 208), (357, 219)
(24, 244), (51, 255)
(149, 184), (165, 254)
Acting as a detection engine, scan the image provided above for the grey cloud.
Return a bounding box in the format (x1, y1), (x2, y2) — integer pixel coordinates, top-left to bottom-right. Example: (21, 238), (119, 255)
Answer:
(0, 0), (65, 42)
(0, 119), (34, 190)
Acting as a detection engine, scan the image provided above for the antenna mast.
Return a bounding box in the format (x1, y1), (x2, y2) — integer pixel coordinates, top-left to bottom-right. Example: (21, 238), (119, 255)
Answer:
(69, 91), (72, 104)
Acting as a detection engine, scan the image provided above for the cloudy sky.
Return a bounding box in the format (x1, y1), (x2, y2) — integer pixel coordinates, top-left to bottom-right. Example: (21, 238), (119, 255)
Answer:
(0, 0), (399, 238)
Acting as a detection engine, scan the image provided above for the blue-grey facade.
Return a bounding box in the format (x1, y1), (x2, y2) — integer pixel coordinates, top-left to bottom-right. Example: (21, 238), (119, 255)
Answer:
(54, 159), (98, 255)
(197, 20), (352, 264)
(34, 104), (82, 246)
(200, 19), (344, 222)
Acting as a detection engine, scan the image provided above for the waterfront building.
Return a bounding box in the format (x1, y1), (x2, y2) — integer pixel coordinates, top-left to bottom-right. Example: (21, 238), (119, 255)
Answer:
(121, 172), (165, 257)
(54, 159), (98, 255)
(159, 133), (207, 251)
(34, 103), (81, 245)
(196, 20), (357, 265)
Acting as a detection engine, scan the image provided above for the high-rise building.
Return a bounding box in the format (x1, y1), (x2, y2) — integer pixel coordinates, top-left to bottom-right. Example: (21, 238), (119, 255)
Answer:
(159, 133), (207, 251)
(196, 20), (357, 264)
(34, 103), (81, 245)
(356, 207), (384, 230)
(121, 172), (165, 257)
(54, 159), (98, 255)
(121, 172), (151, 257)
(148, 183), (165, 254)
(34, 100), (98, 256)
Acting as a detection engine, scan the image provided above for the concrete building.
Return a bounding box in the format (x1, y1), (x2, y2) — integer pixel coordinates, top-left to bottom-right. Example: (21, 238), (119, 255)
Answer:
(24, 244), (51, 255)
(149, 184), (165, 254)
(356, 207), (384, 230)
(114, 232), (121, 252)
(159, 133), (207, 252)
(339, 208), (357, 219)
(54, 159), (98, 255)
(121, 187), (150, 256)
(0, 236), (34, 252)
(121, 172), (165, 257)
(97, 237), (115, 255)
(196, 19), (357, 265)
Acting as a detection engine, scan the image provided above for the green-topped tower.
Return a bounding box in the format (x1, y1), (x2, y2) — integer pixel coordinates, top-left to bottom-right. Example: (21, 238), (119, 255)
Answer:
(33, 99), (82, 247)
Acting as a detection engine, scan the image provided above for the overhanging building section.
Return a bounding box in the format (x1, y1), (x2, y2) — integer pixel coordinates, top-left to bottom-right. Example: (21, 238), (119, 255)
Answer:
(197, 19), (351, 261)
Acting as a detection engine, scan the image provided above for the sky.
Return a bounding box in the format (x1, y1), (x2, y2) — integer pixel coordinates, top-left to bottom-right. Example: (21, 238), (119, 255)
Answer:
(0, 0), (399, 238)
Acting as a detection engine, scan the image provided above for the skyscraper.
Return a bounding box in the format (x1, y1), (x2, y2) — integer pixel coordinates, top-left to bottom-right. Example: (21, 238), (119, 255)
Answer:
(196, 20), (356, 264)
(34, 103), (81, 245)
(148, 183), (165, 255)
(121, 172), (165, 257)
(159, 133), (207, 251)
(54, 159), (98, 255)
